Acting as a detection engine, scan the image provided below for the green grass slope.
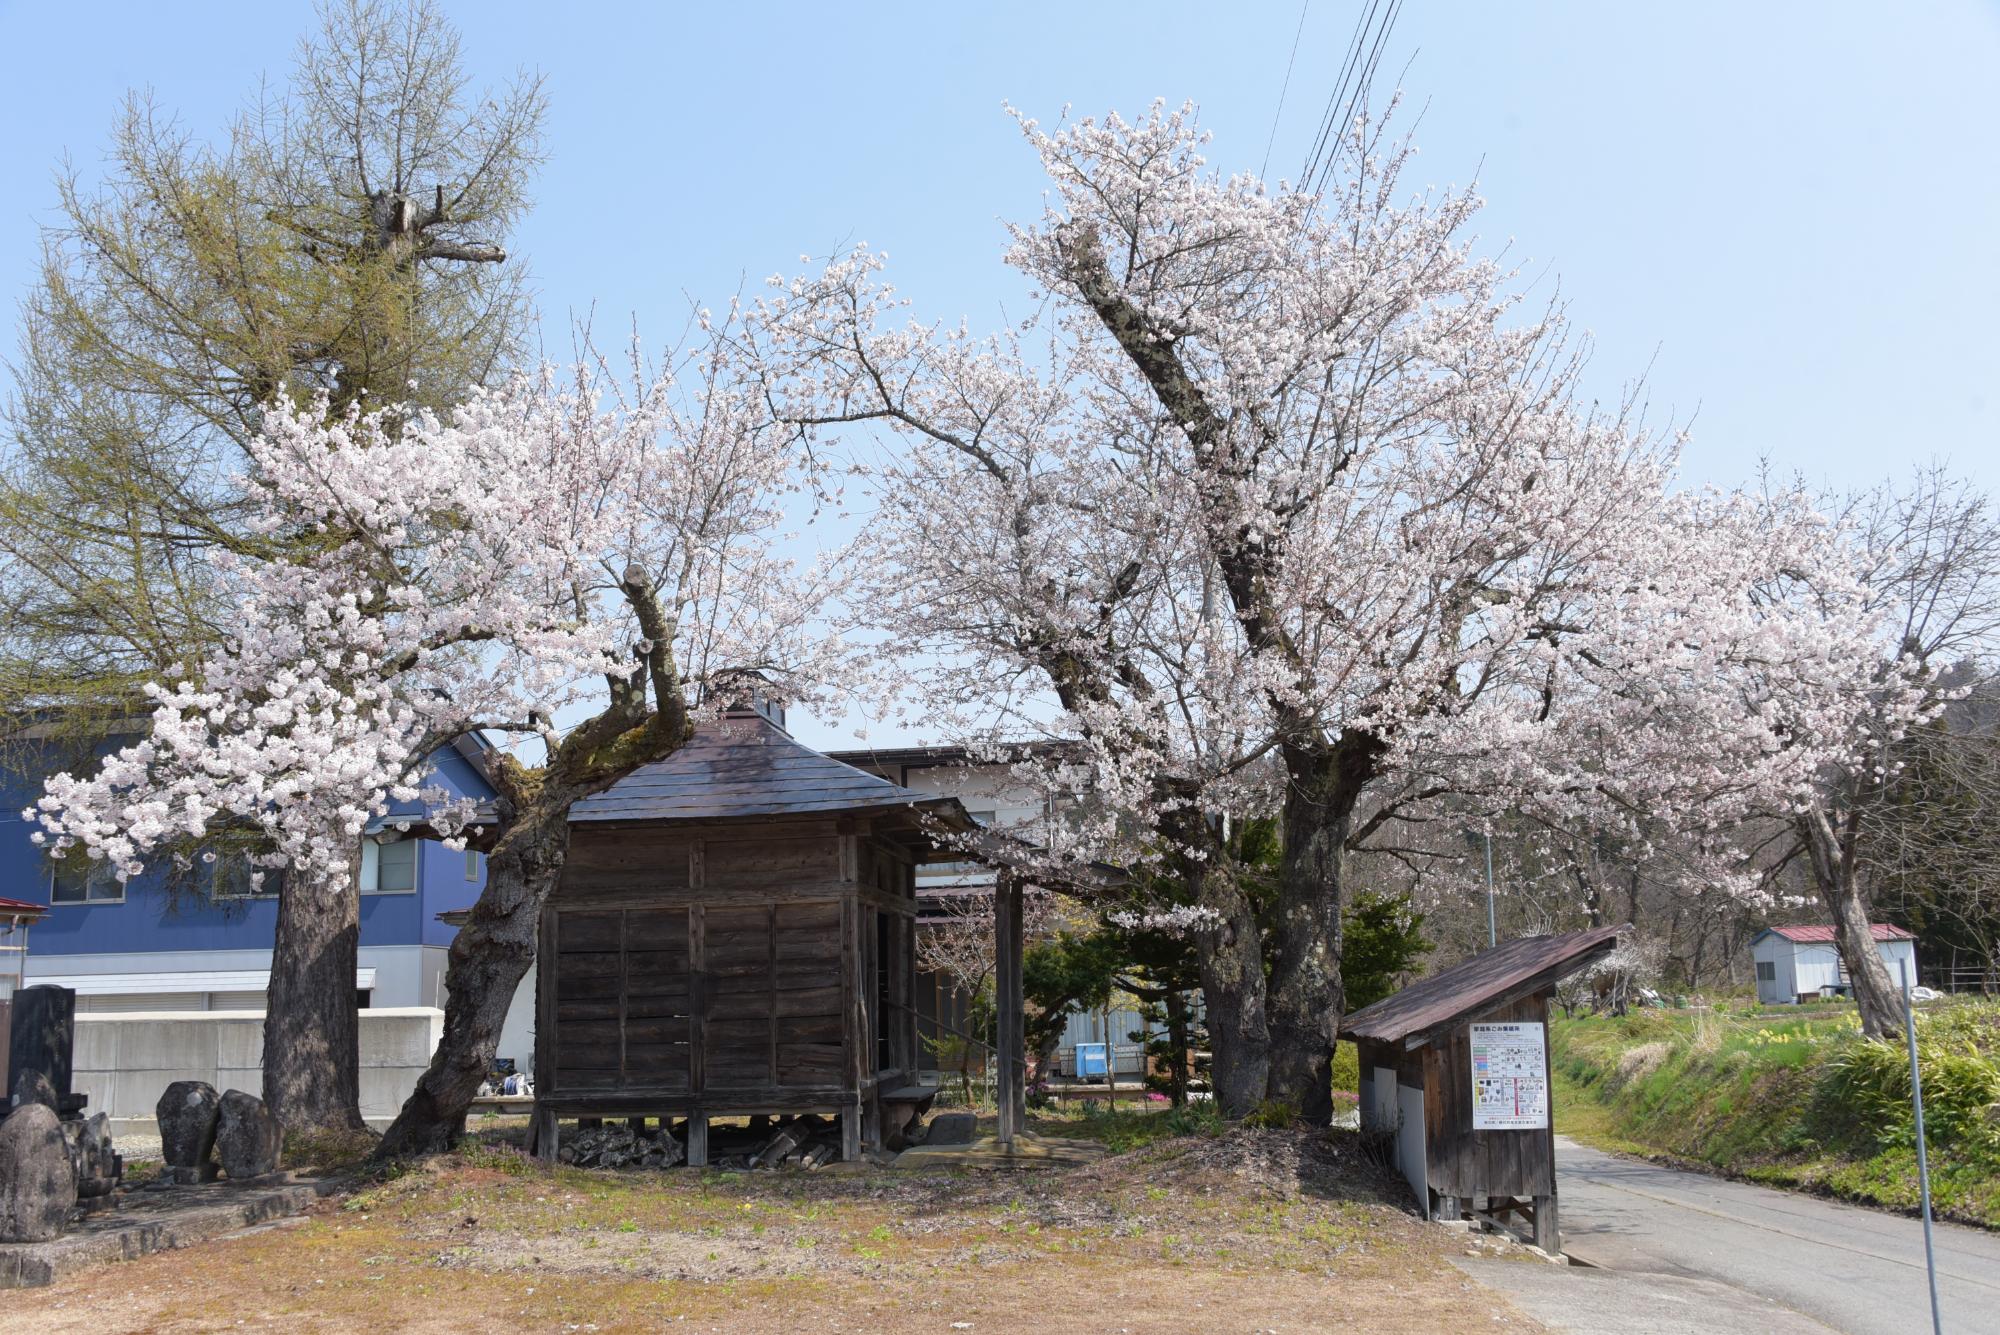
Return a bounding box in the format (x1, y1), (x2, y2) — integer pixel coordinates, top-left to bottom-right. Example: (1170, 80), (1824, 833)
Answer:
(1551, 998), (2000, 1227)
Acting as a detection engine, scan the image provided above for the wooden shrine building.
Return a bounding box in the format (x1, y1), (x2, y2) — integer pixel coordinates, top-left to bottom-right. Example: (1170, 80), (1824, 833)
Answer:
(531, 701), (979, 1165)
(1339, 924), (1622, 1255)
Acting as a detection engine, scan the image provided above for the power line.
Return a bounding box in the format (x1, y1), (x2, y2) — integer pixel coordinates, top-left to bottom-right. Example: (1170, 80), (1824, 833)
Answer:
(1261, 1), (1313, 182)
(1299, 0), (1379, 192)
(1299, 0), (1403, 199)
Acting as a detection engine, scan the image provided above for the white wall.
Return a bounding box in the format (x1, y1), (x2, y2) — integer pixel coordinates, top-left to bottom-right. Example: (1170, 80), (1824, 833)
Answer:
(1792, 944), (1844, 996)
(890, 761), (1048, 830)
(73, 1007), (444, 1130)
(28, 944), (448, 1010)
(1880, 939), (1919, 988)
(1758, 936), (1922, 1003)
(1751, 934), (1791, 1004)
(490, 963), (537, 1077)
(1396, 1082), (1428, 1213)
(1367, 1064), (1399, 1132)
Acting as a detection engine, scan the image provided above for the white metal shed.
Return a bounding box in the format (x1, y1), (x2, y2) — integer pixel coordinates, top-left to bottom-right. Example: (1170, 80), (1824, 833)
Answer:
(1750, 924), (1917, 1004)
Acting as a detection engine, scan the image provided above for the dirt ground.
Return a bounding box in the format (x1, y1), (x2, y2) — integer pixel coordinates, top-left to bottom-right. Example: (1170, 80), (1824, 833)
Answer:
(0, 1127), (1544, 1333)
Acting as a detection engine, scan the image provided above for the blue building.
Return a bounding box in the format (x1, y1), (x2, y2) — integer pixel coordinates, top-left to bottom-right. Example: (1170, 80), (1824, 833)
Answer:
(3, 734), (502, 1017)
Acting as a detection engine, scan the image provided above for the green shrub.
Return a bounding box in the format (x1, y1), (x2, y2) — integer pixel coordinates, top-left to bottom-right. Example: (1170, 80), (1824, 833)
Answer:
(1813, 1038), (2000, 1158)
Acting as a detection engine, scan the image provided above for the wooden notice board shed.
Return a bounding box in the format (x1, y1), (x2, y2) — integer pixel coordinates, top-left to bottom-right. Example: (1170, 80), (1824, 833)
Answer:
(1339, 925), (1622, 1253)
(532, 704), (975, 1166)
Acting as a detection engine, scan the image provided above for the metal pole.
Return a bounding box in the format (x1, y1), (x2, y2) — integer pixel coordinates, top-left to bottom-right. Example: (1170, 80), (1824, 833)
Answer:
(1484, 832), (1496, 948)
(1901, 958), (1943, 1335)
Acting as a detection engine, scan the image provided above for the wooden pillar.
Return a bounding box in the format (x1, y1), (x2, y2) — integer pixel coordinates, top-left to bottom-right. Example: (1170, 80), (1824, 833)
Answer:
(688, 901), (707, 1095)
(841, 889), (865, 1162)
(1536, 993), (1560, 1253)
(892, 909), (915, 1076)
(903, 863), (920, 1073)
(531, 1104), (558, 1164)
(1533, 1191), (1559, 1254)
(995, 868), (1024, 1149)
(686, 899), (706, 1171)
(841, 1101), (863, 1160)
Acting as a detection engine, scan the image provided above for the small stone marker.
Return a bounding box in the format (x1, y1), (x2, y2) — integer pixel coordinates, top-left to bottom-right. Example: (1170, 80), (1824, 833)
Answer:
(155, 1080), (221, 1184)
(0, 1104), (78, 1242)
(215, 1090), (280, 1180)
(5, 986), (75, 1107)
(924, 1112), (978, 1146)
(63, 1112), (122, 1198)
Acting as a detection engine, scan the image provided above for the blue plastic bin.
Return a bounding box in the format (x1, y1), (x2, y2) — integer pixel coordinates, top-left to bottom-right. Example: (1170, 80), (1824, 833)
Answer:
(1075, 1042), (1109, 1078)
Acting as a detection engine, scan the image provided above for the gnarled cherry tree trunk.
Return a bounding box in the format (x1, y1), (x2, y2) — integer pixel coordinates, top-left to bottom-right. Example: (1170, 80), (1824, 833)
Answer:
(1185, 851), (1271, 1118)
(373, 799), (574, 1158)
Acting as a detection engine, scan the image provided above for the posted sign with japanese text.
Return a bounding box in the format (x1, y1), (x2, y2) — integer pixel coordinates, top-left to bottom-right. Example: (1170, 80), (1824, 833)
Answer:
(1470, 1021), (1548, 1130)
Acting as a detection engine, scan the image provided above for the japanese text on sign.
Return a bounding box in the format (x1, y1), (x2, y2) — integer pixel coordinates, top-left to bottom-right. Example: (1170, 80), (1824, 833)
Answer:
(1470, 1021), (1548, 1130)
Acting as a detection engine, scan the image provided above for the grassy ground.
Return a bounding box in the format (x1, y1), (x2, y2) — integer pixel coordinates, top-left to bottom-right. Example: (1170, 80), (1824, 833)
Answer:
(1552, 997), (2000, 1227)
(0, 1116), (1543, 1334)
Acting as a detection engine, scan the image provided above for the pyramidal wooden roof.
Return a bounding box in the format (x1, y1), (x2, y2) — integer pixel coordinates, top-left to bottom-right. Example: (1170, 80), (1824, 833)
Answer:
(1339, 924), (1623, 1049)
(569, 712), (970, 826)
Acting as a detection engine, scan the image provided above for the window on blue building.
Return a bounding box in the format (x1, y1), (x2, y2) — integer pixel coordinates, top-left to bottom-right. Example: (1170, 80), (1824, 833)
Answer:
(50, 859), (122, 904)
(212, 852), (284, 899)
(464, 848), (480, 881)
(361, 837), (417, 895)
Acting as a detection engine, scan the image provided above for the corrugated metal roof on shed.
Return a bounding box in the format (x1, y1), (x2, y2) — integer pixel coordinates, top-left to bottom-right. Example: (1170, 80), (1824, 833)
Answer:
(1339, 925), (1623, 1048)
(569, 713), (971, 825)
(1763, 923), (1913, 944)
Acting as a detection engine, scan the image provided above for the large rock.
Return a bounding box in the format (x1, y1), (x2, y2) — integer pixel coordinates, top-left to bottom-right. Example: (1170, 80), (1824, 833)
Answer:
(215, 1090), (280, 1179)
(0, 1103), (77, 1242)
(156, 1080), (221, 1172)
(924, 1111), (978, 1146)
(9, 1067), (57, 1115)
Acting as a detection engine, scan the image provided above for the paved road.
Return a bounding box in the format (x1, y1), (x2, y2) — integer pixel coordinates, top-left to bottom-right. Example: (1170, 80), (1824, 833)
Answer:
(1551, 1136), (2000, 1335)
(1455, 1255), (1837, 1334)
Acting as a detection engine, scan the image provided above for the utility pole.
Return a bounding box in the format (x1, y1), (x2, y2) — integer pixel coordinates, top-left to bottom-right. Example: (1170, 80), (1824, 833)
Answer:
(1484, 831), (1496, 948)
(1901, 959), (1943, 1335)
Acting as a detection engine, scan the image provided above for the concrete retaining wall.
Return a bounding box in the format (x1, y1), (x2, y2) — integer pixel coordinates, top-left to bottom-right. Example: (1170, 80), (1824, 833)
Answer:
(73, 1006), (443, 1131)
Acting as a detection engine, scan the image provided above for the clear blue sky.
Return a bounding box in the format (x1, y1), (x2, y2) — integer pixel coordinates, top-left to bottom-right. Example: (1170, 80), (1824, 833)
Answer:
(3, 1), (1996, 745)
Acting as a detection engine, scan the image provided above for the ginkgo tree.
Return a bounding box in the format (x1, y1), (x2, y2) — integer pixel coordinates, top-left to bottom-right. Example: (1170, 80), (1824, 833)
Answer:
(752, 101), (1905, 1117)
(32, 324), (854, 1150)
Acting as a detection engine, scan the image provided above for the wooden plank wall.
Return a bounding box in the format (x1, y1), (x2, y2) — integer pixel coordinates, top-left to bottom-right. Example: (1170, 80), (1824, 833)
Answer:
(547, 825), (870, 1100)
(550, 906), (692, 1092)
(1421, 990), (1555, 1201)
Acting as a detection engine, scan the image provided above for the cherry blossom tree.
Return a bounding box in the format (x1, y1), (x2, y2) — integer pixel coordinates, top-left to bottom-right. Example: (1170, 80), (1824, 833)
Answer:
(1746, 470), (2000, 1037)
(753, 102), (1898, 1117)
(32, 323), (851, 1147)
